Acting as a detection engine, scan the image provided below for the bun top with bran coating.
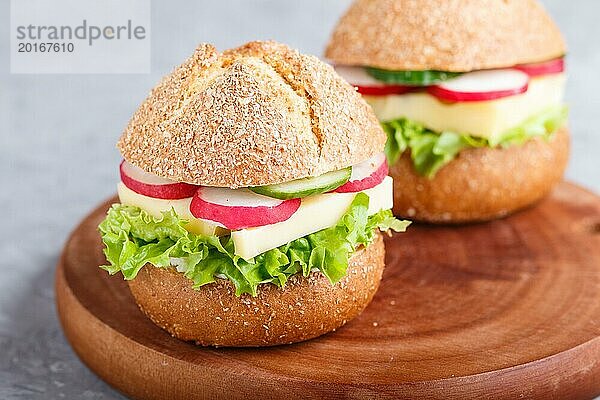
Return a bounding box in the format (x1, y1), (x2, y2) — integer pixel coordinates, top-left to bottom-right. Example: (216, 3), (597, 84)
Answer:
(325, 0), (566, 72)
(118, 41), (386, 188)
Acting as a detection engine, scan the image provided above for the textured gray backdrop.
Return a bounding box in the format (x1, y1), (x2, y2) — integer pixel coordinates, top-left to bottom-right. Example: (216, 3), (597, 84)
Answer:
(1, 1), (598, 399)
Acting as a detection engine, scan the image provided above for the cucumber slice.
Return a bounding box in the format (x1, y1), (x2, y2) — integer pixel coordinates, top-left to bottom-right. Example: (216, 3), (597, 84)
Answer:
(365, 67), (463, 87)
(250, 168), (352, 200)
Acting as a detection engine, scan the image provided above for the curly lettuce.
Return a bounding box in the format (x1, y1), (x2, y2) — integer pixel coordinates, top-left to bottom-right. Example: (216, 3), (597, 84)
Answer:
(383, 105), (568, 178)
(99, 193), (410, 297)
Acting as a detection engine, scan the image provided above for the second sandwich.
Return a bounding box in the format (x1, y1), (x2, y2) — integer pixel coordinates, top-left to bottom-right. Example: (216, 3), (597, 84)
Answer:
(327, 0), (569, 223)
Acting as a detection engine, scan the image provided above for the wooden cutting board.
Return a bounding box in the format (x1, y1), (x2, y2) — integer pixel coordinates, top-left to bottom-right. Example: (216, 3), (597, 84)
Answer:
(55, 182), (600, 400)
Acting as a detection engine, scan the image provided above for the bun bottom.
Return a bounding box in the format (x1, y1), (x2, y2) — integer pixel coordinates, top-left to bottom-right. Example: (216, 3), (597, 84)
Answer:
(127, 233), (385, 347)
(390, 128), (570, 223)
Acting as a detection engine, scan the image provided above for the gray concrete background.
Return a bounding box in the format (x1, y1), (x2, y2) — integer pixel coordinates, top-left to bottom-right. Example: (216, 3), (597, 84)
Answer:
(0, 1), (598, 399)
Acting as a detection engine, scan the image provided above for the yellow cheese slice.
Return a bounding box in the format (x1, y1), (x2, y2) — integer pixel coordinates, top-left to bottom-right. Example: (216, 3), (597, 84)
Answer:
(366, 74), (566, 142)
(117, 182), (224, 236)
(231, 177), (393, 260)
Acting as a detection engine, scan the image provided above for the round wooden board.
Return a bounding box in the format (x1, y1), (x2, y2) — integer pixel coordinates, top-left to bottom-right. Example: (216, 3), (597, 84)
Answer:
(56, 182), (600, 400)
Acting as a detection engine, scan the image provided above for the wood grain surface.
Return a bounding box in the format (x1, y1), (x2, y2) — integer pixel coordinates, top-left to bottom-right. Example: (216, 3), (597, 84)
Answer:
(55, 182), (600, 400)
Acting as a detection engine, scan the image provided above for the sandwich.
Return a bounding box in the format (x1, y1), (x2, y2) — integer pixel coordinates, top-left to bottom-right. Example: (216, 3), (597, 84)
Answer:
(98, 41), (410, 347)
(326, 0), (569, 223)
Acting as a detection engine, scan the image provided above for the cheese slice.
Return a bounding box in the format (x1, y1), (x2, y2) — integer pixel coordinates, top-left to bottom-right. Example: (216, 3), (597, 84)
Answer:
(366, 74), (566, 142)
(231, 177), (393, 260)
(117, 182), (225, 236)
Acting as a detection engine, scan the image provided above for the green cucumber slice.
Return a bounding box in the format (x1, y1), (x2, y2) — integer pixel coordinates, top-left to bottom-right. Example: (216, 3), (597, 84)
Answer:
(250, 168), (352, 200)
(365, 67), (463, 87)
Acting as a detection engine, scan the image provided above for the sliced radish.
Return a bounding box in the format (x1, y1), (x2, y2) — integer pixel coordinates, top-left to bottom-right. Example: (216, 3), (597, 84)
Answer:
(120, 160), (199, 200)
(335, 153), (388, 193)
(334, 66), (412, 96)
(515, 58), (565, 77)
(427, 69), (530, 102)
(190, 187), (301, 230)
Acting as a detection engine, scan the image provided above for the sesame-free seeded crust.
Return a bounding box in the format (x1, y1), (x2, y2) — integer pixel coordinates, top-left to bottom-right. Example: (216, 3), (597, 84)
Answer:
(325, 0), (566, 72)
(390, 128), (570, 223)
(127, 233), (385, 347)
(118, 41), (386, 188)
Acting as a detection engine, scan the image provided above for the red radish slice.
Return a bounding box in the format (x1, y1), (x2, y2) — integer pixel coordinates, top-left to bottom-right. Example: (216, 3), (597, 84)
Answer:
(515, 58), (565, 77)
(334, 66), (412, 96)
(335, 153), (388, 193)
(120, 160), (199, 200)
(190, 187), (301, 230)
(427, 69), (529, 102)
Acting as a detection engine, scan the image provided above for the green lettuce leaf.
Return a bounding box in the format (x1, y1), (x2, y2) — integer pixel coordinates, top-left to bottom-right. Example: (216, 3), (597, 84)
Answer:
(98, 193), (410, 297)
(383, 105), (568, 178)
